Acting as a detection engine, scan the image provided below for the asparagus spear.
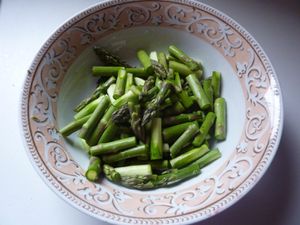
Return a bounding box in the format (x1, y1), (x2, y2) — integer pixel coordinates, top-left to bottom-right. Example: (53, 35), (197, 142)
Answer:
(149, 51), (158, 61)
(211, 71), (221, 98)
(186, 74), (211, 110)
(214, 98), (227, 140)
(163, 121), (198, 143)
(162, 111), (204, 126)
(174, 72), (182, 91)
(142, 76), (155, 93)
(105, 163), (200, 189)
(103, 164), (121, 182)
(112, 89), (138, 108)
(125, 67), (147, 77)
(107, 83), (116, 103)
(125, 73), (133, 93)
(60, 115), (90, 136)
(202, 78), (214, 107)
(115, 164), (152, 176)
(142, 81), (172, 126)
(151, 60), (168, 79)
(128, 102), (145, 142)
(193, 112), (216, 146)
(93, 46), (131, 67)
(178, 90), (194, 109)
(169, 61), (193, 77)
(78, 95), (110, 140)
(74, 96), (101, 120)
(90, 136), (137, 155)
(88, 105), (117, 146)
(191, 148), (221, 168)
(137, 50), (153, 74)
(156, 163), (200, 186)
(134, 77), (145, 86)
(98, 121), (119, 144)
(102, 145), (147, 163)
(85, 156), (102, 181)
(113, 68), (127, 99)
(158, 52), (168, 71)
(170, 144), (209, 168)
(92, 66), (147, 77)
(168, 45), (202, 71)
(150, 118), (163, 160)
(92, 66), (124, 76)
(74, 76), (116, 112)
(111, 104), (130, 125)
(170, 123), (199, 158)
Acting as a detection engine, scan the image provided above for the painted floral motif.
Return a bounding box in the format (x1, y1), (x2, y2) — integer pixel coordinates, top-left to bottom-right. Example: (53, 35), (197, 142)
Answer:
(22, 1), (282, 224)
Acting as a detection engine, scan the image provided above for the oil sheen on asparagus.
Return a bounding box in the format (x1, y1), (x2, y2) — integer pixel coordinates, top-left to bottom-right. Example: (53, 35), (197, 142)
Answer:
(59, 45), (227, 189)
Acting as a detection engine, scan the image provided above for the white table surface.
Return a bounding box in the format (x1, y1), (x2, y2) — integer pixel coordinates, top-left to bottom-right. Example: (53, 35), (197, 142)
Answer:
(1, 0), (299, 224)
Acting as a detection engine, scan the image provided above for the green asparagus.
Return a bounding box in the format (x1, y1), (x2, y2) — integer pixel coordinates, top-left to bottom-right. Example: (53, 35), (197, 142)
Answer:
(90, 136), (137, 155)
(214, 98), (227, 140)
(170, 123), (199, 158)
(61, 45), (227, 190)
(85, 156), (102, 181)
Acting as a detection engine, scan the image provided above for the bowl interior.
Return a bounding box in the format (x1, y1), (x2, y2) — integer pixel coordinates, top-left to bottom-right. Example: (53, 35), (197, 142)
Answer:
(57, 26), (245, 191)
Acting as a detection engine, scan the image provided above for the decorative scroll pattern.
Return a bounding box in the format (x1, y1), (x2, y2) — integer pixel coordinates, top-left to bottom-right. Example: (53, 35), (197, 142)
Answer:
(22, 0), (282, 224)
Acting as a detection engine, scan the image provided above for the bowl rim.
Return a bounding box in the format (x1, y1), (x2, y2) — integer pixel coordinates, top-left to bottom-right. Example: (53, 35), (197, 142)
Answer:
(21, 0), (284, 224)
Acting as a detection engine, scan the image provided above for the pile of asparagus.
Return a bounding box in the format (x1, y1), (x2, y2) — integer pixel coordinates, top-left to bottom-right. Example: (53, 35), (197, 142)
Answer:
(59, 45), (227, 189)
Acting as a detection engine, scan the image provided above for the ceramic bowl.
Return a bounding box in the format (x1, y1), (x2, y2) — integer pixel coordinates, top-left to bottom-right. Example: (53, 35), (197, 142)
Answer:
(21, 0), (283, 224)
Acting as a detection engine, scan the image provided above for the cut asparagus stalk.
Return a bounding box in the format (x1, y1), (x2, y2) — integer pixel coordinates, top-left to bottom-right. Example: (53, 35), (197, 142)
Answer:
(169, 61), (193, 77)
(178, 90), (194, 109)
(102, 145), (147, 163)
(158, 52), (168, 71)
(88, 105), (116, 146)
(125, 67), (147, 77)
(98, 122), (119, 144)
(170, 144), (209, 168)
(174, 72), (182, 91)
(168, 45), (202, 71)
(170, 123), (199, 158)
(193, 112), (216, 146)
(92, 66), (124, 76)
(92, 66), (147, 77)
(134, 77), (146, 86)
(112, 90), (138, 108)
(191, 148), (221, 168)
(149, 51), (158, 61)
(214, 98), (227, 140)
(137, 50), (153, 74)
(78, 95), (110, 140)
(186, 73), (211, 110)
(163, 121), (198, 143)
(162, 111), (204, 127)
(125, 73), (133, 93)
(202, 78), (214, 107)
(60, 115), (90, 136)
(150, 118), (163, 160)
(85, 156), (102, 181)
(113, 68), (127, 99)
(90, 136), (137, 155)
(74, 96), (101, 120)
(107, 83), (116, 103)
(211, 71), (221, 98)
(115, 164), (152, 176)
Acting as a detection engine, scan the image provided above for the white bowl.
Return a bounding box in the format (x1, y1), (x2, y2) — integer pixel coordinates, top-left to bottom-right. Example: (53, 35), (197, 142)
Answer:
(21, 1), (283, 224)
